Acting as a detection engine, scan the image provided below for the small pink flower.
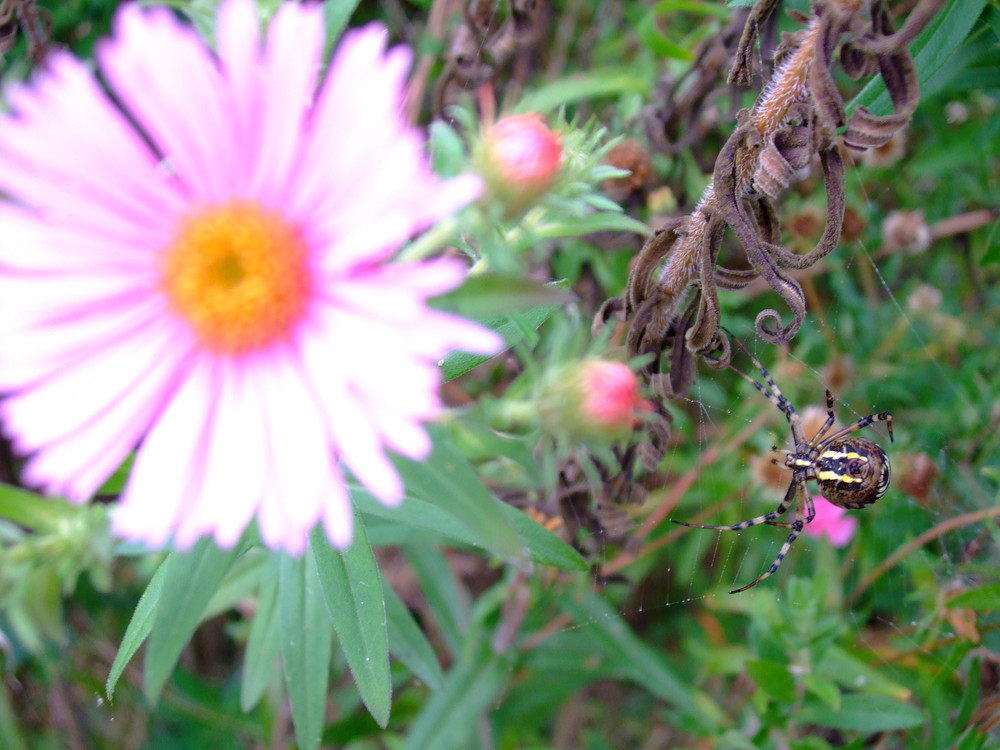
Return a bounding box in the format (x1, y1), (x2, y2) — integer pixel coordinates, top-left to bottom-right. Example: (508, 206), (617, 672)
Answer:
(478, 113), (562, 214)
(0, 0), (501, 553)
(803, 496), (858, 548)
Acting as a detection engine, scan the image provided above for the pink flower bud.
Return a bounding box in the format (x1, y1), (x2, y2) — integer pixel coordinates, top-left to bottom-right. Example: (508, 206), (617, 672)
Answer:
(577, 361), (649, 432)
(477, 113), (562, 215)
(539, 360), (650, 441)
(802, 495), (858, 548)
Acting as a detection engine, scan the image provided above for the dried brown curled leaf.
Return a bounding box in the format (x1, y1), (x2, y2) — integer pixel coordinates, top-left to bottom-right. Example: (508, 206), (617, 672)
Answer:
(595, 0), (945, 399)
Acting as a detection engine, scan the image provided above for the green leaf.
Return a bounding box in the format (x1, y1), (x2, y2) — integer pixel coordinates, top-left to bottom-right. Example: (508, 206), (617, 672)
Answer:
(240, 562), (281, 712)
(401, 642), (507, 750)
(96, 454), (134, 495)
(560, 589), (721, 724)
(798, 694), (925, 732)
(143, 539), (242, 702)
(203, 548), (266, 620)
(0, 484), (66, 531)
(0, 682), (27, 750)
(817, 646), (912, 700)
(804, 674), (842, 711)
(393, 428), (523, 561)
(948, 583), (1000, 610)
(310, 523), (391, 727)
(433, 276), (571, 321)
(534, 212), (653, 238)
(105, 560), (167, 700)
(404, 544), (467, 653)
(384, 583), (445, 691)
(439, 285), (567, 382)
(279, 552), (335, 750)
(850, 0), (987, 116)
(747, 660), (797, 704)
(355, 486), (585, 571)
(636, 2), (730, 61)
(354, 487), (483, 546)
(515, 71), (650, 114)
(497, 501), (587, 571)
(322, 0), (362, 56)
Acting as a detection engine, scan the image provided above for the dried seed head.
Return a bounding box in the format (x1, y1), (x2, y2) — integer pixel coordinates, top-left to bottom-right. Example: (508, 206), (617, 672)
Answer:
(602, 139), (653, 202)
(841, 205), (867, 243)
(859, 128), (907, 168)
(882, 209), (931, 253)
(897, 452), (938, 504)
(751, 453), (791, 491)
(822, 355), (856, 395)
(906, 283), (943, 314)
(801, 404), (836, 440)
(787, 205), (826, 239)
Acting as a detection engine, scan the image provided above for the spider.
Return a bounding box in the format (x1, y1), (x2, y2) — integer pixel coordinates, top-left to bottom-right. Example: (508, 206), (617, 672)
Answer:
(672, 338), (893, 594)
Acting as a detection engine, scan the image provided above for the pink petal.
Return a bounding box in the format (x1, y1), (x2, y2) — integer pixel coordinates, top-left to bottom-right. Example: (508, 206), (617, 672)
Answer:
(97, 4), (240, 201)
(113, 361), (216, 548)
(248, 0), (325, 203)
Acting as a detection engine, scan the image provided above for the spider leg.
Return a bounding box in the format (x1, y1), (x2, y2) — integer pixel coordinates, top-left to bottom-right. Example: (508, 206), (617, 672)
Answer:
(817, 411), (894, 448)
(671, 475), (800, 531)
(719, 330), (806, 444)
(808, 390), (838, 445)
(729, 484), (814, 594)
(765, 490), (816, 527)
(728, 521), (804, 593)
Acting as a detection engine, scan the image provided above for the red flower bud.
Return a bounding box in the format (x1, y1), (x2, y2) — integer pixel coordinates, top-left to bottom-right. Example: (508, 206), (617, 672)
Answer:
(539, 360), (651, 441)
(477, 113), (562, 216)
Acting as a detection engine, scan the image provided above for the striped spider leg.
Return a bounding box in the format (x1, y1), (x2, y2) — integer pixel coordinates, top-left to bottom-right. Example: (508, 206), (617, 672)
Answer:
(672, 339), (893, 594)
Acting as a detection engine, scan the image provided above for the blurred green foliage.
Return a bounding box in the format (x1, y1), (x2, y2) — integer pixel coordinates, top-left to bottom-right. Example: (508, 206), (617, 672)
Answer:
(1, 0), (999, 749)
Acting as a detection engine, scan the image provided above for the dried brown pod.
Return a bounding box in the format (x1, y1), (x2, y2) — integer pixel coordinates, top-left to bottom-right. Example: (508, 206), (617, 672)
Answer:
(596, 0), (945, 397)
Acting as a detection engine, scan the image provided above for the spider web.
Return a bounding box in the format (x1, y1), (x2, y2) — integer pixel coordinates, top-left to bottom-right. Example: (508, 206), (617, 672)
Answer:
(439, 4), (998, 743)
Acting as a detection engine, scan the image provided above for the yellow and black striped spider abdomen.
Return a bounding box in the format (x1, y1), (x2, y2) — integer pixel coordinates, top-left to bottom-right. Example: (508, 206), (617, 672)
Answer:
(815, 436), (890, 510)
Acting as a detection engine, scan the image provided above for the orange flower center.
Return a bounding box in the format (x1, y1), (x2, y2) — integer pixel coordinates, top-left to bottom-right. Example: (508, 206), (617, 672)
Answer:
(162, 201), (312, 354)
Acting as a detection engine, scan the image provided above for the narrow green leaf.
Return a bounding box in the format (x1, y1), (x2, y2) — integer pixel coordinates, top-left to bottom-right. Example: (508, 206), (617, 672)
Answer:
(355, 485), (585, 571)
(401, 643), (507, 750)
(240, 561), (281, 712)
(0, 483), (66, 531)
(106, 560), (167, 700)
(279, 552), (334, 750)
(143, 539), (242, 702)
(393, 429), (523, 561)
(636, 1), (729, 61)
(798, 694), (925, 732)
(404, 544), (468, 653)
(817, 645), (911, 700)
(850, 0), (986, 116)
(384, 583), (445, 691)
(440, 292), (565, 382)
(353, 487), (482, 548)
(432, 276), (572, 321)
(560, 590), (721, 724)
(947, 582), (1000, 610)
(203, 548), (266, 620)
(310, 523), (392, 727)
(0, 682), (27, 750)
(515, 71), (650, 114)
(535, 212), (653, 238)
(322, 0), (362, 53)
(497, 501), (587, 571)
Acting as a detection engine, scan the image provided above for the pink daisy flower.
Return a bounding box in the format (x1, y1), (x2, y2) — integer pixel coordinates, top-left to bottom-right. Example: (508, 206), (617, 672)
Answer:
(0, 0), (501, 554)
(803, 496), (858, 549)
